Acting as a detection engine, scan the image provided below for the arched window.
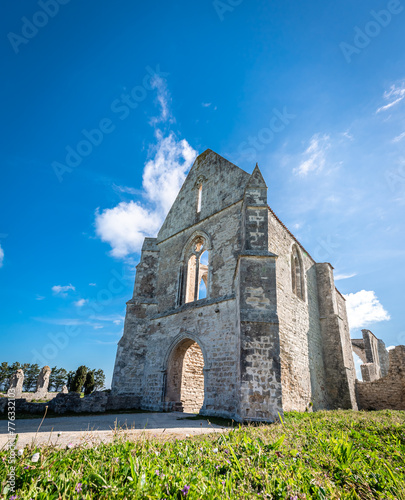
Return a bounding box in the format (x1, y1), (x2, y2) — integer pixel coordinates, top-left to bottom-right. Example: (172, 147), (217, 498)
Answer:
(291, 245), (305, 301)
(179, 235), (210, 305)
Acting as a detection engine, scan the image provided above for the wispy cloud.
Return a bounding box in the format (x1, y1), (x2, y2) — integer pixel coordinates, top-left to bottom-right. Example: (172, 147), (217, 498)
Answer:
(112, 184), (141, 196)
(342, 130), (354, 141)
(294, 133), (331, 176)
(35, 295), (45, 301)
(344, 290), (390, 330)
(392, 132), (405, 143)
(149, 75), (173, 125)
(334, 272), (357, 281)
(73, 298), (88, 307)
(51, 284), (75, 297)
(0, 244), (4, 268)
(88, 314), (124, 324)
(34, 317), (98, 327)
(376, 82), (405, 113)
(89, 282), (96, 286)
(95, 77), (197, 258)
(202, 102), (212, 107)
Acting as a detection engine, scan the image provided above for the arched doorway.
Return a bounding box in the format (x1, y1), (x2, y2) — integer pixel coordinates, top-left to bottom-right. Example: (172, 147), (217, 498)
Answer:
(165, 338), (205, 413)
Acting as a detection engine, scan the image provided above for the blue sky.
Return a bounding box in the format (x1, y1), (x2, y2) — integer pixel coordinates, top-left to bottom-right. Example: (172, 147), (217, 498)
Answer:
(1, 0), (404, 386)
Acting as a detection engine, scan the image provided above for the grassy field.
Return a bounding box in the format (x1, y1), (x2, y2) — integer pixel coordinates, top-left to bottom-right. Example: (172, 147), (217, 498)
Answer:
(1, 410), (404, 499)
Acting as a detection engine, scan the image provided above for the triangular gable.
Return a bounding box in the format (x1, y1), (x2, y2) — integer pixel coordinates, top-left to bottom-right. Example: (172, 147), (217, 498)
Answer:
(158, 150), (251, 241)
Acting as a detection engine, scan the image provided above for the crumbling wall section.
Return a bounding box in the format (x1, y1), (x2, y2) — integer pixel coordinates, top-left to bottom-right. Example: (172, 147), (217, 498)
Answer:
(356, 346), (405, 410)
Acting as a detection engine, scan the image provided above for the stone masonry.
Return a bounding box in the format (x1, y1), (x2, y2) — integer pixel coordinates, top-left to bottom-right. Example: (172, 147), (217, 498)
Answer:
(111, 149), (402, 421)
(356, 346), (405, 410)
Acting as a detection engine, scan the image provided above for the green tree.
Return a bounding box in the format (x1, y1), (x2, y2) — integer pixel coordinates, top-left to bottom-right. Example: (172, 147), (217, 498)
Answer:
(93, 369), (106, 391)
(49, 367), (68, 392)
(66, 370), (75, 391)
(70, 365), (88, 393)
(23, 364), (40, 392)
(84, 371), (95, 395)
(0, 362), (9, 391)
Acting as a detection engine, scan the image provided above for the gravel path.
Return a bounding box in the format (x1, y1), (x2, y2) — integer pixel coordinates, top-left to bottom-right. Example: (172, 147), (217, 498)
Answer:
(0, 412), (225, 448)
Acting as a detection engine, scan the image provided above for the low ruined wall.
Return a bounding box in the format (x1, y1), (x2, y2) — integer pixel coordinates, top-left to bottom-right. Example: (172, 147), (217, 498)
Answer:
(0, 392), (141, 416)
(356, 346), (405, 410)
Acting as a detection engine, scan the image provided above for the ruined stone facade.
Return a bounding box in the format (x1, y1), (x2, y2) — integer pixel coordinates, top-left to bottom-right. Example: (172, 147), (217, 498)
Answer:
(111, 150), (363, 421)
(352, 330), (404, 411)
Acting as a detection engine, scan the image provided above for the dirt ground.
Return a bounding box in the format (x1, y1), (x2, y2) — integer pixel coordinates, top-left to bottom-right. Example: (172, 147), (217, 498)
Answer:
(0, 412), (226, 449)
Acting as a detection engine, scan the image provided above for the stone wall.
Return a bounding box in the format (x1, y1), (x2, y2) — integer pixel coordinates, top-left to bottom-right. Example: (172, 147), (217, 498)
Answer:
(267, 209), (329, 411)
(180, 342), (205, 413)
(0, 392), (141, 416)
(356, 346), (405, 410)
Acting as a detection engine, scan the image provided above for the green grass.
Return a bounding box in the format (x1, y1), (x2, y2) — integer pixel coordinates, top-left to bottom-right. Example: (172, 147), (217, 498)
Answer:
(1, 410), (405, 499)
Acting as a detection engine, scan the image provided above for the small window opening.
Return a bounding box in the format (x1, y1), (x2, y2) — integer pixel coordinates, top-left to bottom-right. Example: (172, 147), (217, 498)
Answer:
(198, 250), (209, 300)
(197, 185), (202, 213)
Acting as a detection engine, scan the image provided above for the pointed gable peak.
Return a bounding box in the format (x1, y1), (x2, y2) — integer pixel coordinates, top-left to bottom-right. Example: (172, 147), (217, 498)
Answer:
(247, 163), (267, 189)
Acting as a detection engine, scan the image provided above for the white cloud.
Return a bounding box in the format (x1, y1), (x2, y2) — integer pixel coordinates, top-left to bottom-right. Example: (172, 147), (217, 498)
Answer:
(0, 244), (4, 267)
(143, 131), (197, 214)
(89, 283), (96, 286)
(52, 284), (75, 296)
(35, 295), (45, 301)
(392, 132), (405, 143)
(73, 298), (88, 307)
(387, 345), (396, 351)
(344, 290), (390, 330)
(202, 102), (212, 107)
(376, 83), (405, 113)
(294, 134), (330, 176)
(95, 201), (162, 258)
(95, 78), (197, 258)
(334, 272), (357, 281)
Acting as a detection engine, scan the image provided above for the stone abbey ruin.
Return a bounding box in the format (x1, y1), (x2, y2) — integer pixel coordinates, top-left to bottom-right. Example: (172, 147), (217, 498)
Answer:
(111, 150), (405, 421)
(2, 150), (404, 419)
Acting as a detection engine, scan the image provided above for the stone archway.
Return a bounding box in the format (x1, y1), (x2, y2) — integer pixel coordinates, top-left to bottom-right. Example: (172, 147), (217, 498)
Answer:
(165, 338), (205, 413)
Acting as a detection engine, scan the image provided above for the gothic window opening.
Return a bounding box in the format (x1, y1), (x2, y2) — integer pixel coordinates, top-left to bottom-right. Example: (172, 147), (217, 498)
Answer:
(183, 236), (209, 304)
(197, 184), (202, 213)
(291, 245), (305, 301)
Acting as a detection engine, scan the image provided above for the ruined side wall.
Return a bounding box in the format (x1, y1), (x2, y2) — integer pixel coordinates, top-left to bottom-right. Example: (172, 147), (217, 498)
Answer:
(267, 211), (329, 411)
(356, 346), (405, 410)
(335, 290), (357, 403)
(316, 264), (357, 409)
